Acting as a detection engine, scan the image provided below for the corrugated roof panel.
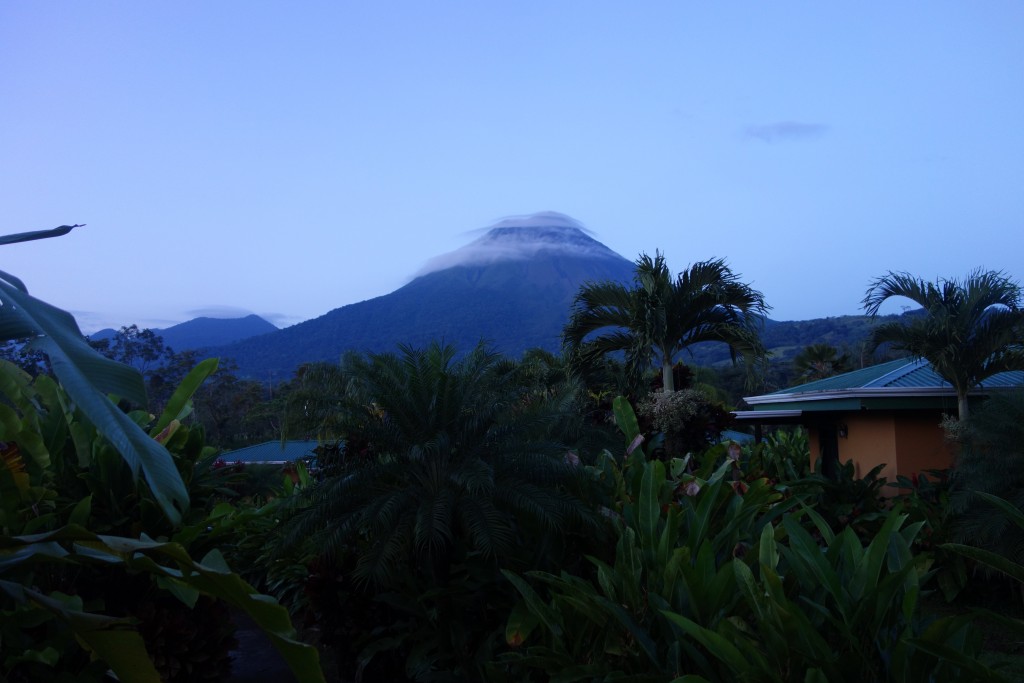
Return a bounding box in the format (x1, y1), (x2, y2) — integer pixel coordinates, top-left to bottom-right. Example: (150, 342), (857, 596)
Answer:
(981, 371), (1024, 388)
(769, 358), (912, 394)
(771, 358), (1024, 394)
(877, 361), (947, 388)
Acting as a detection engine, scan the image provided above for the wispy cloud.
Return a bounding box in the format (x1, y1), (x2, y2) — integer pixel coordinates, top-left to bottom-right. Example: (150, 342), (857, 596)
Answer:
(415, 211), (616, 277)
(185, 305), (255, 319)
(259, 312), (295, 328)
(744, 121), (829, 143)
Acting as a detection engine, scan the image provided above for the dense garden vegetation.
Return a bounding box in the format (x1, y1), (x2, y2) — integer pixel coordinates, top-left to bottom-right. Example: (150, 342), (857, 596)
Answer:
(4, 231), (1024, 681)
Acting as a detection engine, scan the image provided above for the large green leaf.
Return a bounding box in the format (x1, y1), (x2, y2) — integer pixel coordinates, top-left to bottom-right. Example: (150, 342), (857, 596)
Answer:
(662, 611), (752, 679)
(0, 281), (145, 403)
(942, 543), (1024, 584)
(0, 224), (80, 248)
(637, 459), (663, 556)
(848, 510), (906, 602)
(2, 525), (325, 683)
(506, 597), (541, 647)
(971, 491), (1024, 531)
(0, 579), (163, 682)
(0, 281), (189, 523)
(781, 517), (846, 617)
(503, 570), (565, 641)
(593, 594), (661, 668)
(613, 396), (642, 448)
(757, 522), (779, 571)
(75, 629), (163, 683)
(150, 357), (219, 437)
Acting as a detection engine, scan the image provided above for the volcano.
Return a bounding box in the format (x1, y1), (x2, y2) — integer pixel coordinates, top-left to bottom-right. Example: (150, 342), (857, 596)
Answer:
(212, 212), (636, 379)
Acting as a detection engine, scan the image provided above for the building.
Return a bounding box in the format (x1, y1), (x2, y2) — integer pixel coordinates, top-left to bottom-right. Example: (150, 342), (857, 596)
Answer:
(219, 439), (322, 466)
(734, 358), (1024, 481)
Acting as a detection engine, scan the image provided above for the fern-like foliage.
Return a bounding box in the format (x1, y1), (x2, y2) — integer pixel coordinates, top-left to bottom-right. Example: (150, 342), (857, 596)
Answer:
(279, 341), (598, 587)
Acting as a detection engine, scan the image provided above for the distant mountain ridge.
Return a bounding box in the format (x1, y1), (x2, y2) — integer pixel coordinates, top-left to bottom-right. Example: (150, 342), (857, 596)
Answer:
(686, 311), (921, 367)
(90, 314), (277, 351)
(91, 212), (915, 380)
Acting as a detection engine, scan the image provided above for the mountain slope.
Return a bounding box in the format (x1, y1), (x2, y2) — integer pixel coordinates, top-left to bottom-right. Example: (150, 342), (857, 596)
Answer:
(212, 213), (636, 379)
(159, 314), (278, 350)
(199, 212), (913, 381)
(686, 311), (924, 367)
(89, 314), (278, 351)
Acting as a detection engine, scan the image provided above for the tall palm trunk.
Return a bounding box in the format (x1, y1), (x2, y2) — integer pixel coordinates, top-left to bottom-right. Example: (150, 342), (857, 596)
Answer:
(659, 344), (675, 392)
(958, 393), (970, 421)
(661, 361), (674, 393)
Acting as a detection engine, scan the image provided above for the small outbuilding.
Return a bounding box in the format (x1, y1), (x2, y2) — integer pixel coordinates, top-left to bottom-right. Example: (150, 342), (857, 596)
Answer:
(734, 358), (1024, 482)
(219, 440), (321, 466)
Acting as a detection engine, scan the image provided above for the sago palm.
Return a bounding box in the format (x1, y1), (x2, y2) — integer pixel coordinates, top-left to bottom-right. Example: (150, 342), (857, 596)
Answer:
(563, 252), (768, 393)
(863, 268), (1024, 420)
(282, 341), (594, 586)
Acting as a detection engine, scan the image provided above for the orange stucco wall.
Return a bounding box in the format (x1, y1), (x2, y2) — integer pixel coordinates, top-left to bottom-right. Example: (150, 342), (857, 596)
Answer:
(892, 412), (956, 477)
(807, 410), (955, 483)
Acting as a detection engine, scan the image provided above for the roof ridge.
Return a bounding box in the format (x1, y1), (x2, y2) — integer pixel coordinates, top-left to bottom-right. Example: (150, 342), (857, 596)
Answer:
(865, 357), (930, 388)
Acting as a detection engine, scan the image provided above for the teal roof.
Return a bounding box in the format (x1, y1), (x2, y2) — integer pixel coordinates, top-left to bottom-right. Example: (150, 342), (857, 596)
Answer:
(220, 440), (321, 464)
(769, 358), (1024, 395)
(720, 429), (755, 444)
(742, 358), (1024, 413)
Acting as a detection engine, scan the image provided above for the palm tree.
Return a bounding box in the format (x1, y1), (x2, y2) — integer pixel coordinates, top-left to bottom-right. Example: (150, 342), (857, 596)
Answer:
(862, 269), (1024, 420)
(792, 343), (852, 382)
(282, 341), (594, 586)
(563, 252), (769, 393)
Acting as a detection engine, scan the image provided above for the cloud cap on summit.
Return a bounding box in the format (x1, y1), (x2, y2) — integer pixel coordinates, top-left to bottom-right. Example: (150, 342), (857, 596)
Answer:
(416, 211), (625, 276)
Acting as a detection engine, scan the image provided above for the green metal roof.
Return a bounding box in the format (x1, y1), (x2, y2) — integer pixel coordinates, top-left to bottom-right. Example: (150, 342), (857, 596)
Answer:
(220, 440), (321, 464)
(741, 358), (1024, 413)
(768, 358), (1024, 394)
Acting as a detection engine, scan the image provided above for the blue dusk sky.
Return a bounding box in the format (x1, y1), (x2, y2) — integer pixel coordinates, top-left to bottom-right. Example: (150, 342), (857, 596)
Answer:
(3, 2), (1023, 333)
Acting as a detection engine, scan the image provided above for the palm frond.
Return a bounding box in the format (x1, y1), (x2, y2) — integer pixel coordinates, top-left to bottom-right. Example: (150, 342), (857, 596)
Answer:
(456, 495), (514, 558)
(863, 269), (1024, 414)
(413, 486), (456, 558)
(355, 514), (415, 586)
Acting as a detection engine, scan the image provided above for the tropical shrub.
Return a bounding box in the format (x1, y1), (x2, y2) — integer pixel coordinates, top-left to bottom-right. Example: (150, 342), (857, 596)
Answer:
(0, 357), (323, 683)
(0, 226), (322, 683)
(275, 342), (603, 680)
(793, 459), (890, 541)
(498, 398), (793, 680)
(635, 388), (734, 459)
(888, 469), (967, 602)
(499, 398), (1002, 682)
(949, 390), (1024, 566)
(747, 427), (810, 484)
(661, 512), (999, 682)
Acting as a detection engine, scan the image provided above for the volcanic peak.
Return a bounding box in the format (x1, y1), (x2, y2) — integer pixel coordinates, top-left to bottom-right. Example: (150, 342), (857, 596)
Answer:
(416, 211), (626, 276)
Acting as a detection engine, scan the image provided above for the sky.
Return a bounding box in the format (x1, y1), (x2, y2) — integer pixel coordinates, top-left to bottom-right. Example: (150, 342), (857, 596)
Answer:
(3, 2), (1023, 334)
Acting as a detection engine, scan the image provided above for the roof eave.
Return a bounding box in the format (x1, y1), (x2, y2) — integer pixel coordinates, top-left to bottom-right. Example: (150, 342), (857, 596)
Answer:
(743, 386), (957, 406)
(733, 409), (803, 422)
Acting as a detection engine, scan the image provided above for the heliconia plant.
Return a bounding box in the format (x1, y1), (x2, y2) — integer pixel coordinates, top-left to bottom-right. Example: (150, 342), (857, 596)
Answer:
(498, 397), (1007, 683)
(662, 512), (1003, 682)
(498, 397), (797, 680)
